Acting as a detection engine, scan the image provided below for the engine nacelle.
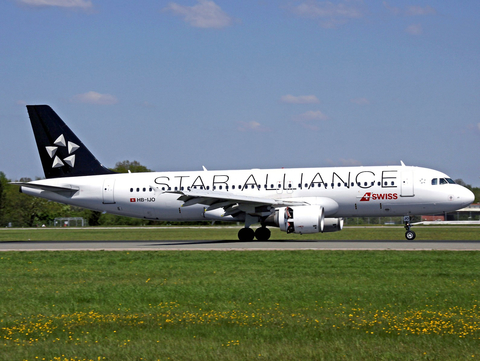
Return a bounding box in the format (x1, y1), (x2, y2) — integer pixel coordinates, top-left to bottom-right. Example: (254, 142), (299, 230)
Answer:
(277, 205), (325, 234)
(323, 218), (344, 232)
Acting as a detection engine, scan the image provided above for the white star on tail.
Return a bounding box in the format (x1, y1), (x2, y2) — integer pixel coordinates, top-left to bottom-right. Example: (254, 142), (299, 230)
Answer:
(45, 134), (80, 169)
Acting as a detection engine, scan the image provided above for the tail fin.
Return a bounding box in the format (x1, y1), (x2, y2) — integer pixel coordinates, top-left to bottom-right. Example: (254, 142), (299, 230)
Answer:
(27, 105), (115, 179)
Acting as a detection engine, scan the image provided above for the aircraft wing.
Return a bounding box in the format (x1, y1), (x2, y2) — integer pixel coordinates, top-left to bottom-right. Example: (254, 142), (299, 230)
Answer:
(168, 189), (307, 216)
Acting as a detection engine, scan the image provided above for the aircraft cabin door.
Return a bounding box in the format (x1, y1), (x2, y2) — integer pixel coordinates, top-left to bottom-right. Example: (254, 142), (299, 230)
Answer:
(400, 171), (414, 197)
(102, 178), (116, 204)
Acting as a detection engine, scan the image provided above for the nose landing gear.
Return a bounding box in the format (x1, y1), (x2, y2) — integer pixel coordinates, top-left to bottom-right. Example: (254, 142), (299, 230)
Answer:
(404, 216), (416, 240)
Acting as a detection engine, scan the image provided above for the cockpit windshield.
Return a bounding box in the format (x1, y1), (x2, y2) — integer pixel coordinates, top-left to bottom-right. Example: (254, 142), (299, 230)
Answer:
(431, 178), (455, 185)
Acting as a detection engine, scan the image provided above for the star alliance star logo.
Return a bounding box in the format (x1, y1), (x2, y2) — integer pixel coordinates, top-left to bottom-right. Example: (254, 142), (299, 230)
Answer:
(45, 134), (80, 169)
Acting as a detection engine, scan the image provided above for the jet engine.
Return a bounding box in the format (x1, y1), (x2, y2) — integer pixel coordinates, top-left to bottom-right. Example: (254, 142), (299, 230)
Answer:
(265, 206), (343, 234)
(323, 217), (344, 232)
(277, 205), (325, 234)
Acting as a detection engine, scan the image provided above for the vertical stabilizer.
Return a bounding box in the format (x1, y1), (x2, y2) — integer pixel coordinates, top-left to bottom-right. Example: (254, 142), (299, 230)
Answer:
(27, 105), (115, 179)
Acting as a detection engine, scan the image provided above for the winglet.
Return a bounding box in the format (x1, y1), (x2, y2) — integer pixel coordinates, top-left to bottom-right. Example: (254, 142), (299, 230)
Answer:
(400, 160), (406, 166)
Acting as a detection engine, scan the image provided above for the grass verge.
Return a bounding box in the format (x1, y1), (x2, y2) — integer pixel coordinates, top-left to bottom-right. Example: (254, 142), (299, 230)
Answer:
(0, 225), (479, 241)
(1, 251), (480, 360)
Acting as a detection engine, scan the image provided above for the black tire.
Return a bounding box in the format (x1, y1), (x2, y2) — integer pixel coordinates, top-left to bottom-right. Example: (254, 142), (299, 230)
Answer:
(255, 227), (271, 241)
(238, 227), (255, 241)
(405, 230), (416, 241)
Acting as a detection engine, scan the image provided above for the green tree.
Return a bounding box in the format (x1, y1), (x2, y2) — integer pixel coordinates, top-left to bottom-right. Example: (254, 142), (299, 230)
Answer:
(0, 172), (8, 226)
(111, 160), (152, 173)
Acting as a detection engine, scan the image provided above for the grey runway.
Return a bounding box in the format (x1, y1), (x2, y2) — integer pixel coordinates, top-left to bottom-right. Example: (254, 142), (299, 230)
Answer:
(1, 240), (480, 251)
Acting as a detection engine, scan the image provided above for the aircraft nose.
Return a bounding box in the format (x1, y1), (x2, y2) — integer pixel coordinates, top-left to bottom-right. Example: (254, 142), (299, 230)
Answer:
(458, 186), (475, 207)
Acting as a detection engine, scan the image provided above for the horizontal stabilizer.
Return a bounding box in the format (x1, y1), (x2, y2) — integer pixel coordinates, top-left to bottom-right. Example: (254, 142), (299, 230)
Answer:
(12, 182), (79, 196)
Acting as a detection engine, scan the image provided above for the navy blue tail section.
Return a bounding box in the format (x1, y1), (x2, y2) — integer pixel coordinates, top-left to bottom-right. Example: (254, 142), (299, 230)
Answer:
(27, 105), (115, 179)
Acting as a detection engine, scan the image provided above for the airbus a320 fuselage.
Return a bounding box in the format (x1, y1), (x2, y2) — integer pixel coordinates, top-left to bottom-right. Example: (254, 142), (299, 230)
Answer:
(15, 105), (475, 241)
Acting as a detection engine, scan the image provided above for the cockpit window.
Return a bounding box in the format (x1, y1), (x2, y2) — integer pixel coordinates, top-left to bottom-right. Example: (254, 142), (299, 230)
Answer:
(432, 178), (456, 185)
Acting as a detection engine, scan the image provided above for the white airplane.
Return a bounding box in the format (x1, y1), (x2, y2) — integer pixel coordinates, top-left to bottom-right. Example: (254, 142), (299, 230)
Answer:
(14, 105), (474, 241)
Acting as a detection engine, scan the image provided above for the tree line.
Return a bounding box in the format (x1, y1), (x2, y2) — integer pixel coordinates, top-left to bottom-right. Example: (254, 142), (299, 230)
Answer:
(0, 161), (159, 228)
(0, 161), (479, 228)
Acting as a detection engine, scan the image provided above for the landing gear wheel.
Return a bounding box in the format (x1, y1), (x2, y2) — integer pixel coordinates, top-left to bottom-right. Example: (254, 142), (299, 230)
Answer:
(403, 215), (416, 241)
(238, 227), (255, 241)
(255, 227), (271, 241)
(405, 230), (416, 241)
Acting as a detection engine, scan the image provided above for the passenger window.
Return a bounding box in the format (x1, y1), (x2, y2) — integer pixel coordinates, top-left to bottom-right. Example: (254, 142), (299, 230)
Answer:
(136, 188), (140, 192)
(232, 185), (235, 189)
(130, 188), (133, 192)
(219, 186), (222, 190)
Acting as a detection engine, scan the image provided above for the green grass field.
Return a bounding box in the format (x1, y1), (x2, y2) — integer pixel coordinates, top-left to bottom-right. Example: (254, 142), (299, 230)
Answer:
(1, 249), (480, 360)
(0, 225), (479, 241)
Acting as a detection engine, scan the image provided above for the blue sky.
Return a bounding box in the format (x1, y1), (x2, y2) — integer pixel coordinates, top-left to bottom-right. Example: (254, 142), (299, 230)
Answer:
(1, 0), (479, 186)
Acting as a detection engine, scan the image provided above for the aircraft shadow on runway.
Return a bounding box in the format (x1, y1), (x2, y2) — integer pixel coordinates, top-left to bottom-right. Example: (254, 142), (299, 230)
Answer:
(149, 239), (480, 247)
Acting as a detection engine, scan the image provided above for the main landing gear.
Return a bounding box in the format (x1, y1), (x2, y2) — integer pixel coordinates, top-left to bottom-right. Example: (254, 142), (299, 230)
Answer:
(404, 216), (416, 241)
(238, 226), (271, 242)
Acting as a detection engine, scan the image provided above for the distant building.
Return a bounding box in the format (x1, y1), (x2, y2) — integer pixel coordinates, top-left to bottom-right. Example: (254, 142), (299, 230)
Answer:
(422, 203), (480, 221)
